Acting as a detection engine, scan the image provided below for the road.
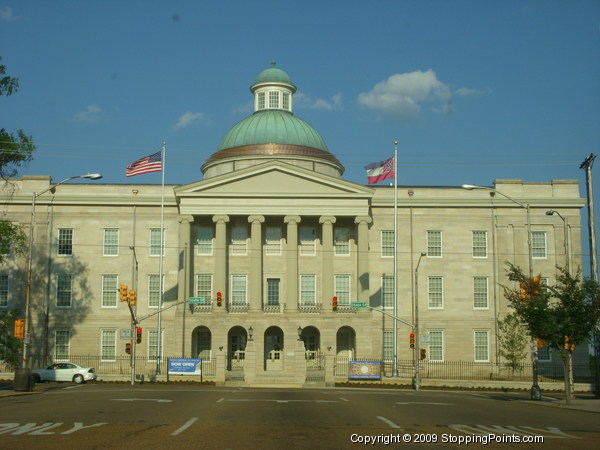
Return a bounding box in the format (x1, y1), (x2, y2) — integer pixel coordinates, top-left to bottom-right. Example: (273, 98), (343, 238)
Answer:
(0, 384), (598, 449)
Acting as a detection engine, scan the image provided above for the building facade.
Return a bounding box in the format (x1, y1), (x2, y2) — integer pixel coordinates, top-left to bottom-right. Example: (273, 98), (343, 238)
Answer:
(1, 64), (585, 385)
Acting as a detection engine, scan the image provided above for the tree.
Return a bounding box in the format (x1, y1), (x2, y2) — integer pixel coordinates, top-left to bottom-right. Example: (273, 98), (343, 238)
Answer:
(504, 263), (600, 403)
(498, 314), (529, 376)
(1, 57), (35, 262)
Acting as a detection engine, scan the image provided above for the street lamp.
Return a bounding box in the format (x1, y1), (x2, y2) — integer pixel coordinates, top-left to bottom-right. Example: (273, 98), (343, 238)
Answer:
(414, 252), (426, 391)
(462, 184), (541, 401)
(546, 210), (569, 273)
(23, 173), (103, 370)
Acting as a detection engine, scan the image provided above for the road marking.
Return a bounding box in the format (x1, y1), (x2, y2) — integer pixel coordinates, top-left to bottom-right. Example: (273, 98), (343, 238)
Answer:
(339, 397), (349, 402)
(172, 417), (198, 436)
(110, 398), (172, 403)
(396, 402), (454, 406)
(377, 416), (403, 430)
(220, 399), (340, 403)
(217, 397), (225, 403)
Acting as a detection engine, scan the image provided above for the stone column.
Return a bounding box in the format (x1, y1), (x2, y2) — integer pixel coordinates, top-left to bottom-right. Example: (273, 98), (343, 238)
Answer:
(355, 215), (372, 303)
(284, 215), (301, 311)
(319, 216), (336, 306)
(212, 215), (229, 304)
(248, 215), (265, 311)
(177, 215), (194, 305)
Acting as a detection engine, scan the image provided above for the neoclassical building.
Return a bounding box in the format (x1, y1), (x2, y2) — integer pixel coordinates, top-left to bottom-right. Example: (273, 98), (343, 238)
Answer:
(1, 64), (585, 385)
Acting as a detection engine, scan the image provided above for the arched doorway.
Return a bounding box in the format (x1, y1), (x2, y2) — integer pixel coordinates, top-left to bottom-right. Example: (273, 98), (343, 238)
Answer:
(264, 326), (284, 371)
(336, 326), (356, 359)
(300, 326), (323, 371)
(192, 326), (212, 361)
(227, 326), (248, 370)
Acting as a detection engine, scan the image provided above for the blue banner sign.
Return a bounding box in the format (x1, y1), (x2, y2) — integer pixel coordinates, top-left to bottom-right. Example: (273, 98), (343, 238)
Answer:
(349, 360), (381, 380)
(168, 358), (202, 375)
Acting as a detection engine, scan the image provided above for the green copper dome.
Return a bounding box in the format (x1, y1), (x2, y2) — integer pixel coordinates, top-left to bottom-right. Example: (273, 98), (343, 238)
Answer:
(218, 110), (328, 152)
(255, 62), (293, 85)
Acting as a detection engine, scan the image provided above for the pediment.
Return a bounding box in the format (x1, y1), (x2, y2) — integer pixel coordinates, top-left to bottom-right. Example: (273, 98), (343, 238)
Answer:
(175, 161), (373, 198)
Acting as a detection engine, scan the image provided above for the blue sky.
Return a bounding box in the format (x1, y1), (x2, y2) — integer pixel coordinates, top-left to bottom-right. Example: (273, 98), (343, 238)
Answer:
(1, 1), (600, 267)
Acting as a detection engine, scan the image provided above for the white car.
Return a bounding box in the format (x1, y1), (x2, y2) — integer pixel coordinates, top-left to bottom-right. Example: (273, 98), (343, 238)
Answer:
(32, 362), (97, 384)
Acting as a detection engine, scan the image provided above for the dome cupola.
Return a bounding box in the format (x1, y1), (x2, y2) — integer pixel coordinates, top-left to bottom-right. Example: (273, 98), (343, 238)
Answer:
(202, 63), (344, 179)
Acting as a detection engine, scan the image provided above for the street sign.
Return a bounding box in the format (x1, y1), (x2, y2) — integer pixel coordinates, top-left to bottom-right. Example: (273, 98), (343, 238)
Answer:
(189, 297), (207, 304)
(351, 302), (368, 308)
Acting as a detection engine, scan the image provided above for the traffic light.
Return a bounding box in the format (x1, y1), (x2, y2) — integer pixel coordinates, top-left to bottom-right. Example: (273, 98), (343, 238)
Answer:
(125, 342), (132, 354)
(128, 289), (136, 307)
(420, 348), (427, 360)
(136, 327), (142, 344)
(216, 291), (222, 307)
(14, 318), (25, 339)
(536, 338), (545, 349)
(120, 284), (129, 302)
(564, 336), (575, 352)
(332, 296), (338, 311)
(410, 332), (415, 349)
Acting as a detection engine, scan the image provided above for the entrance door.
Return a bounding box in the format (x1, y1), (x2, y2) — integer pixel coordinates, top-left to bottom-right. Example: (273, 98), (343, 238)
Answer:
(264, 327), (284, 371)
(228, 328), (247, 370)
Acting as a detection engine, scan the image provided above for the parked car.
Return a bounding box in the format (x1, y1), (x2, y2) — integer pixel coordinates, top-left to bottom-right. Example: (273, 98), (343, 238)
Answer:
(32, 362), (97, 384)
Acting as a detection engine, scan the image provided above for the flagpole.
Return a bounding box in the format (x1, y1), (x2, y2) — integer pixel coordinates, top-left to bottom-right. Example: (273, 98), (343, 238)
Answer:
(393, 141), (399, 378)
(156, 142), (166, 376)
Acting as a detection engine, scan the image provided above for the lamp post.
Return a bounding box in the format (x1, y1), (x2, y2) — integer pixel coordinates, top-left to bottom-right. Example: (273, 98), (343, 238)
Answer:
(414, 252), (426, 391)
(546, 210), (569, 273)
(462, 184), (541, 400)
(23, 173), (102, 369)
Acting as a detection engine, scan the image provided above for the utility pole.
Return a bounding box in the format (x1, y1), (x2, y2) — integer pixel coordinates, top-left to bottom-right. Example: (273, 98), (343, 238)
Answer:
(580, 153), (599, 398)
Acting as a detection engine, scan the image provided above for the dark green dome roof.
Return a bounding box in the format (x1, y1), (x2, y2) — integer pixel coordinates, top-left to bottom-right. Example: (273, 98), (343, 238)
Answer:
(218, 110), (328, 152)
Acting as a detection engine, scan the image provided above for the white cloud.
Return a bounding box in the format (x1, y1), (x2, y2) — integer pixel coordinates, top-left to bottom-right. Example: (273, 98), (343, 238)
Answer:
(0, 6), (16, 21)
(294, 92), (343, 110)
(173, 111), (206, 131)
(71, 104), (102, 124)
(454, 87), (489, 96)
(358, 70), (452, 119)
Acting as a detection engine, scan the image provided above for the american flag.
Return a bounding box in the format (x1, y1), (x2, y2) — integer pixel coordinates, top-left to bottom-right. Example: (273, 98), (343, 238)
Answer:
(126, 151), (162, 177)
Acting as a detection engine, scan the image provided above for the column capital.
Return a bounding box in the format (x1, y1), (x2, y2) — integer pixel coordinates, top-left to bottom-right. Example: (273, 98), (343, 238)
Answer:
(319, 215), (337, 225)
(178, 215), (194, 225)
(212, 214), (230, 224)
(354, 215), (372, 225)
(284, 215), (301, 225)
(248, 215), (265, 224)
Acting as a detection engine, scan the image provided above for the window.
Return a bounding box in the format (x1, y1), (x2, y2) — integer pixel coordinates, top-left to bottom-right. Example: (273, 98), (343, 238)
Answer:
(381, 230), (394, 257)
(427, 231), (442, 257)
(102, 275), (118, 308)
(230, 225), (248, 255)
(265, 226), (282, 255)
(472, 231), (487, 258)
(429, 331), (444, 361)
(103, 229), (119, 256)
(300, 275), (316, 305)
(427, 276), (443, 309)
(57, 229), (73, 256)
(267, 278), (280, 305)
(149, 228), (165, 256)
(148, 330), (163, 361)
(474, 331), (489, 362)
(382, 275), (394, 308)
(473, 277), (489, 309)
(55, 330), (70, 360)
(101, 330), (116, 361)
(56, 274), (72, 308)
(269, 90), (279, 108)
(195, 274), (212, 299)
(0, 275), (7, 307)
(334, 275), (351, 306)
(383, 330), (394, 360)
(282, 92), (290, 111)
(532, 231), (547, 258)
(148, 275), (163, 308)
(197, 226), (213, 255)
(334, 227), (350, 256)
(538, 343), (551, 361)
(257, 91), (265, 110)
(231, 275), (247, 305)
(300, 227), (316, 256)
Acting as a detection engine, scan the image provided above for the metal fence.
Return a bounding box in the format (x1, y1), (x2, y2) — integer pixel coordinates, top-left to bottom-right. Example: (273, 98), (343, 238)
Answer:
(0, 355), (216, 378)
(336, 357), (595, 383)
